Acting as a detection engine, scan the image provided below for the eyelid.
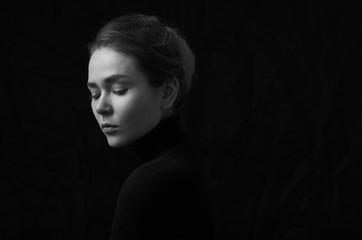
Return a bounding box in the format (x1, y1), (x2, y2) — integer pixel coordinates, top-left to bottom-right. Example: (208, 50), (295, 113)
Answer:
(89, 93), (100, 99)
(88, 86), (128, 99)
(113, 88), (128, 95)
(89, 89), (101, 99)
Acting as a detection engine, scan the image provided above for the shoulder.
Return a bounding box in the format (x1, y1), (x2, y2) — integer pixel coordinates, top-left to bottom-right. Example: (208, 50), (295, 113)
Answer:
(121, 147), (202, 198)
(120, 164), (165, 200)
(111, 147), (215, 239)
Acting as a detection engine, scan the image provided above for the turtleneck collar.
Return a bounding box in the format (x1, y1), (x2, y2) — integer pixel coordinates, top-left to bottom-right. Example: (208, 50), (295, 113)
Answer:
(129, 115), (188, 165)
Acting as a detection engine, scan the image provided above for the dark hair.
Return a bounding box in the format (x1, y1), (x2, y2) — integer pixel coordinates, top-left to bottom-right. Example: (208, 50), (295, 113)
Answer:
(89, 13), (195, 114)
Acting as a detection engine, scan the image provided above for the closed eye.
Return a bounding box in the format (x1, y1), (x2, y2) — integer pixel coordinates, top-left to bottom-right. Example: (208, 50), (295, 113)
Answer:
(113, 89), (128, 96)
(89, 93), (100, 100)
(89, 90), (101, 100)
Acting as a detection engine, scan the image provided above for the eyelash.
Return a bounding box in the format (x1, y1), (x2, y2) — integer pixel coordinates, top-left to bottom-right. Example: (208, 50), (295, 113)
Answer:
(113, 89), (128, 96)
(89, 89), (128, 100)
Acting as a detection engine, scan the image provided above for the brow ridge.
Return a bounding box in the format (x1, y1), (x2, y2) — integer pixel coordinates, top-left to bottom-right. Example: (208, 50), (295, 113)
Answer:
(87, 74), (131, 88)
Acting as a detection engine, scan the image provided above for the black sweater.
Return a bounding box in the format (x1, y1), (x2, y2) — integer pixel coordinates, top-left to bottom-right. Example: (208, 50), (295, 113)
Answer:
(109, 116), (215, 240)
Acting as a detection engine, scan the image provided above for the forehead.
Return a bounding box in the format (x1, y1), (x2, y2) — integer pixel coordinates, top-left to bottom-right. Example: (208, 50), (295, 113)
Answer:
(88, 47), (144, 85)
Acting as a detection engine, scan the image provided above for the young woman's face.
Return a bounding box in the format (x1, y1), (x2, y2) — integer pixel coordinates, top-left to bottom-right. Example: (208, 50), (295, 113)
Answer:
(87, 47), (163, 148)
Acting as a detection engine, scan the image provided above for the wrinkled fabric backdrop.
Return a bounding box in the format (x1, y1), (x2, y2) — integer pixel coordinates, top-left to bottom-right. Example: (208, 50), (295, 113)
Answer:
(1, 0), (362, 239)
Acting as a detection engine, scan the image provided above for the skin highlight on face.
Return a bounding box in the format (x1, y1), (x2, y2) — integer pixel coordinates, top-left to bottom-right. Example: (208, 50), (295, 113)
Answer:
(87, 47), (165, 148)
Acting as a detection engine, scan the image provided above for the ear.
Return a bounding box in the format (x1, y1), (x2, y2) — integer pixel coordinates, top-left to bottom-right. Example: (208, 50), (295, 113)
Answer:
(160, 78), (179, 112)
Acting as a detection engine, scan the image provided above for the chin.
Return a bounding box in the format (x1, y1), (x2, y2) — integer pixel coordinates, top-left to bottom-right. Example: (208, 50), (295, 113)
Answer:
(106, 136), (132, 148)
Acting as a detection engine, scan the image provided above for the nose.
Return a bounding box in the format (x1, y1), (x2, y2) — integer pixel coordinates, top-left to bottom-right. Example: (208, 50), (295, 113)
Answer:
(95, 94), (112, 116)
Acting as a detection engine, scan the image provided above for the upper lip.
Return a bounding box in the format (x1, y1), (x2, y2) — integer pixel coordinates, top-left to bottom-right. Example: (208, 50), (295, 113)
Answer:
(101, 123), (118, 129)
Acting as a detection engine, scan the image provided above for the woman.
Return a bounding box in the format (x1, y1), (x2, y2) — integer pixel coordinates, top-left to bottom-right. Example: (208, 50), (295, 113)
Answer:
(87, 13), (215, 239)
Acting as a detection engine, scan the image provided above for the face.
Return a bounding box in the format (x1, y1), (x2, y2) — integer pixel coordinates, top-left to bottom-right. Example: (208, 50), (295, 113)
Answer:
(87, 47), (163, 148)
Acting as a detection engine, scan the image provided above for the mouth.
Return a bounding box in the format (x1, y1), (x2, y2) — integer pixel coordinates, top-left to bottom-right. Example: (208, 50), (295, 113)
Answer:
(101, 123), (119, 134)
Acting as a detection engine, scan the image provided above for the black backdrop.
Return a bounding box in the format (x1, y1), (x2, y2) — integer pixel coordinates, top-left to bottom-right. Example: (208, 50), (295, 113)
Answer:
(2, 0), (362, 239)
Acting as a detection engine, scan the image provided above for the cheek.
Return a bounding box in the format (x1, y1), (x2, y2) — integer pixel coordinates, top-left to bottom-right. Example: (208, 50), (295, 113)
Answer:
(117, 90), (161, 125)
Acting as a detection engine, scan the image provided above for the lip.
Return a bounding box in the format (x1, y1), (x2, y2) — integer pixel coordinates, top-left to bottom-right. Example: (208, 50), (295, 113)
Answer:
(101, 123), (119, 134)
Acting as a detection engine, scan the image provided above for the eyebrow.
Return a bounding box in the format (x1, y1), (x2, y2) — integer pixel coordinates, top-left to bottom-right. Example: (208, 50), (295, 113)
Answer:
(87, 74), (132, 88)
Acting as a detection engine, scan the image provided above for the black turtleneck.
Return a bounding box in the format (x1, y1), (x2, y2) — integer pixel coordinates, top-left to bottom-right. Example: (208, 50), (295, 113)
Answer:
(130, 115), (189, 164)
(109, 115), (215, 240)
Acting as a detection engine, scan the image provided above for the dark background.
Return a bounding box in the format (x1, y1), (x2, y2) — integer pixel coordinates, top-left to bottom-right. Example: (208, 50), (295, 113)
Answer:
(1, 0), (362, 239)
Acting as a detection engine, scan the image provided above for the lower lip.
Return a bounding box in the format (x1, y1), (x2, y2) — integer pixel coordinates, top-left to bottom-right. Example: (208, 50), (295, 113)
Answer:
(102, 127), (119, 134)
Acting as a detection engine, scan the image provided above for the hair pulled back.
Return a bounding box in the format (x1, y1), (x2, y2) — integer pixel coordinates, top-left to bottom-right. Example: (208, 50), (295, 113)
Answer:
(89, 13), (195, 114)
